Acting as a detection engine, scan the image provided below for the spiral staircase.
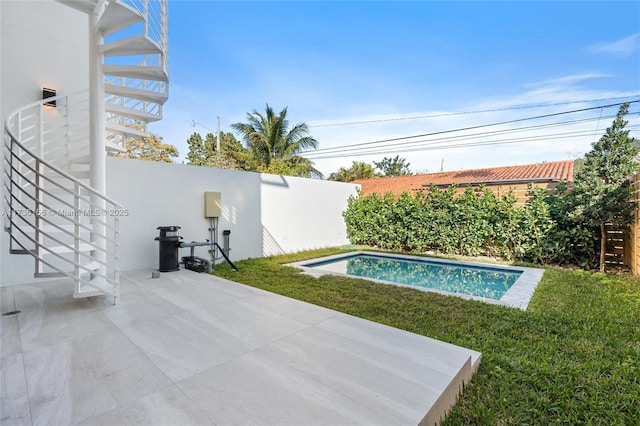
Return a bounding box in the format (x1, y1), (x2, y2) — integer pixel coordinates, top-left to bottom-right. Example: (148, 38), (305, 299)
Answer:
(2, 0), (168, 302)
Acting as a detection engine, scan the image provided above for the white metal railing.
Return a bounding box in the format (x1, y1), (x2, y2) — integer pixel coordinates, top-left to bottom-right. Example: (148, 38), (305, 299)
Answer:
(103, 0), (168, 148)
(105, 75), (167, 97)
(119, 0), (168, 74)
(3, 94), (121, 302)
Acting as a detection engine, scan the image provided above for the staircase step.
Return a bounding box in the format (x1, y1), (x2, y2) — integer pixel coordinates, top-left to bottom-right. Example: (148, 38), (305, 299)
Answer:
(101, 34), (161, 56)
(51, 171), (90, 180)
(74, 290), (107, 298)
(103, 65), (168, 82)
(98, 0), (143, 37)
(82, 261), (102, 272)
(55, 0), (98, 14)
(105, 139), (127, 153)
(34, 271), (67, 278)
(69, 170), (90, 179)
(46, 242), (96, 254)
(10, 249), (32, 255)
(43, 168), (90, 180)
(105, 103), (161, 123)
(41, 224), (89, 234)
(69, 153), (91, 164)
(74, 276), (115, 298)
(104, 83), (168, 104)
(105, 121), (147, 139)
(34, 261), (101, 279)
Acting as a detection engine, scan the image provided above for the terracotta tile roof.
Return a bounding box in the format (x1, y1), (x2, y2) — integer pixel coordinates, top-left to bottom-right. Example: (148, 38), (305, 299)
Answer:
(353, 160), (574, 196)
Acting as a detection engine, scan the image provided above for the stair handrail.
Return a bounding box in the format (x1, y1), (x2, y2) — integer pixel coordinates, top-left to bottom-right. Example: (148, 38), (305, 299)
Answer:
(3, 93), (121, 301)
(4, 95), (123, 208)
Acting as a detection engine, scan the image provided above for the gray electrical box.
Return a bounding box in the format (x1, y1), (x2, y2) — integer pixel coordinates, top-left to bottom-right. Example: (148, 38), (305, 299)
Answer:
(204, 192), (222, 218)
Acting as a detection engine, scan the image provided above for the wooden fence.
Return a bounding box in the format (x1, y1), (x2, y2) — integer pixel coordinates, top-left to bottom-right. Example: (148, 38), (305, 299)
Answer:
(628, 173), (640, 274)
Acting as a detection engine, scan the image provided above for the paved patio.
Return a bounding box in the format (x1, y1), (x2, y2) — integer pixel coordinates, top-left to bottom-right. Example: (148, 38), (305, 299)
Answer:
(1, 269), (481, 425)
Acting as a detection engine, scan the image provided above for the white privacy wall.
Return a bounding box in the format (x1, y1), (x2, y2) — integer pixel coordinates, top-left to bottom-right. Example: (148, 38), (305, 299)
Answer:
(107, 157), (359, 272)
(259, 174), (357, 256)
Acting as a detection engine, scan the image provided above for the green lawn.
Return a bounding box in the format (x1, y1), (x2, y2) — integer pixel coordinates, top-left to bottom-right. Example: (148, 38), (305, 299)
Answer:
(211, 248), (640, 425)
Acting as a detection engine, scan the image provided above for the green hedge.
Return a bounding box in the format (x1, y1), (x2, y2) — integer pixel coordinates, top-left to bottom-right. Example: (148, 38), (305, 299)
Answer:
(343, 185), (596, 265)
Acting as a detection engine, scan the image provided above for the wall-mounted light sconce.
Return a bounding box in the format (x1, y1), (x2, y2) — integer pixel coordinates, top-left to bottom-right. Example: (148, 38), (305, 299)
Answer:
(43, 88), (56, 108)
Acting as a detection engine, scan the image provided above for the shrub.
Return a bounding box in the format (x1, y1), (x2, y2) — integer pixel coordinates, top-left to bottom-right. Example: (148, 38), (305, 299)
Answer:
(343, 184), (596, 265)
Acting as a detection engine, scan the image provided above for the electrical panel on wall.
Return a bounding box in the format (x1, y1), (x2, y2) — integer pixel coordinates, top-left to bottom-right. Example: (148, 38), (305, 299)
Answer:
(204, 192), (222, 218)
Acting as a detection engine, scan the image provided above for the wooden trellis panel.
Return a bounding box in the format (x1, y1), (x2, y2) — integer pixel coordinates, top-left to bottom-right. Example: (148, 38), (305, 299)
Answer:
(629, 173), (640, 275)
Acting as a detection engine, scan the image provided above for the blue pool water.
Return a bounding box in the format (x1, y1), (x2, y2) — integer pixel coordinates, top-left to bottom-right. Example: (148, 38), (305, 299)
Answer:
(305, 253), (522, 300)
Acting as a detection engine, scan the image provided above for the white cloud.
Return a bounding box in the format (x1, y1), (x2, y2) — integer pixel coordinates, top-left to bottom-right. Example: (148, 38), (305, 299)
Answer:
(586, 33), (639, 56)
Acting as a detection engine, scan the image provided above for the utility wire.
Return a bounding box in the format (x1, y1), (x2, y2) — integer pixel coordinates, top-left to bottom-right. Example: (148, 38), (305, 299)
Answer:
(303, 114), (625, 158)
(308, 125), (639, 160)
(308, 95), (640, 128)
(306, 125), (640, 159)
(303, 100), (639, 155)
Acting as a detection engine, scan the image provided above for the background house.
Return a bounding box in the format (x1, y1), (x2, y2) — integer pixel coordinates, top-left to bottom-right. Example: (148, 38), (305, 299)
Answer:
(354, 160), (574, 205)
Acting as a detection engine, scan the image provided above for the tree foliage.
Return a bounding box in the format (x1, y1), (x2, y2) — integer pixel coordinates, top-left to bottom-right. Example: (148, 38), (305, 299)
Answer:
(569, 103), (639, 271)
(328, 161), (378, 182)
(231, 104), (319, 177)
(117, 133), (178, 163)
(373, 155), (413, 176)
(185, 132), (211, 166)
(263, 157), (323, 179)
(328, 156), (413, 181)
(186, 131), (259, 171)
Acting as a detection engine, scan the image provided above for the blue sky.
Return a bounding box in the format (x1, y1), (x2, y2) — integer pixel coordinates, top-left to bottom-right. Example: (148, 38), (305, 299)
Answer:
(151, 1), (640, 177)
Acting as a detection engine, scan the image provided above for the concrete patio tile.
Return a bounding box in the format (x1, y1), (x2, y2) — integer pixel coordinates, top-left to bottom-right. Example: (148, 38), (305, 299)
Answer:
(22, 329), (171, 426)
(143, 276), (241, 311)
(115, 275), (148, 296)
(254, 325), (455, 424)
(241, 291), (339, 325)
(1, 351), (31, 426)
(79, 385), (214, 426)
(1, 286), (15, 314)
(317, 313), (482, 372)
(12, 279), (98, 313)
(120, 310), (253, 382)
(127, 268), (270, 301)
(192, 272), (275, 300)
(98, 288), (185, 328)
(15, 302), (117, 353)
(188, 298), (308, 349)
(0, 316), (31, 425)
(177, 351), (400, 426)
(1, 293), (31, 426)
(1, 314), (21, 359)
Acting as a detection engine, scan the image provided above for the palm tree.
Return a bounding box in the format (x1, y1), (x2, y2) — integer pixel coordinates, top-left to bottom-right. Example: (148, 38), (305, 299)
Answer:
(231, 104), (318, 169)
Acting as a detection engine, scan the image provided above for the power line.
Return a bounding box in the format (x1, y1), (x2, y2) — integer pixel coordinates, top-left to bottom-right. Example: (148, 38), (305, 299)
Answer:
(308, 124), (639, 160)
(304, 114), (624, 158)
(306, 126), (640, 160)
(303, 100), (639, 156)
(308, 95), (640, 128)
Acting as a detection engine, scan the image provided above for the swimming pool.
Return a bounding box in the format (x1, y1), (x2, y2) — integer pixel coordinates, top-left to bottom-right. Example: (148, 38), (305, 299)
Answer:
(289, 251), (544, 310)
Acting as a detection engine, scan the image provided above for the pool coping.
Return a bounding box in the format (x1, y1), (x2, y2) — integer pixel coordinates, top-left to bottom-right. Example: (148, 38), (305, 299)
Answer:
(287, 251), (545, 310)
